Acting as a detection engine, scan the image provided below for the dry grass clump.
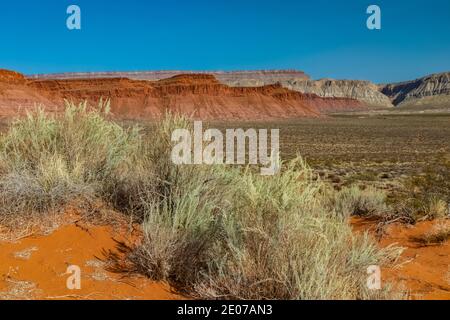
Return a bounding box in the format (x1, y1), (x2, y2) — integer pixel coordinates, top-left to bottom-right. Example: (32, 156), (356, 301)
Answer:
(0, 101), (141, 223)
(426, 198), (449, 220)
(326, 185), (389, 218)
(103, 112), (196, 221)
(390, 194), (449, 224)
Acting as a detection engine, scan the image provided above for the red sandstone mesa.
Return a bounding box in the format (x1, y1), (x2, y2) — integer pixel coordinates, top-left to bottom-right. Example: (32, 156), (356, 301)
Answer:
(0, 69), (365, 119)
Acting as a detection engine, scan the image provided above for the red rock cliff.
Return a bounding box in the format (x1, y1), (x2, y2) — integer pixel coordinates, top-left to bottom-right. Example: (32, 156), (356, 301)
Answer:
(1, 70), (365, 119)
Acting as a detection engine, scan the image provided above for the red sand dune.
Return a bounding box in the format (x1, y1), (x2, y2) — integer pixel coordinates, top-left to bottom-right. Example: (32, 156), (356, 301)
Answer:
(0, 69), (365, 120)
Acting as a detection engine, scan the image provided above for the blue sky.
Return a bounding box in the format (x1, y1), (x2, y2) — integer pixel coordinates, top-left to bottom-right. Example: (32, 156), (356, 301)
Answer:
(0, 0), (449, 83)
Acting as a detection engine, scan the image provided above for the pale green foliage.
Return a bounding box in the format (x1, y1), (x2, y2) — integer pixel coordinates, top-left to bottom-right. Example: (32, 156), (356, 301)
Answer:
(0, 101), (141, 218)
(425, 198), (448, 220)
(327, 185), (389, 218)
(129, 120), (401, 300)
(0, 103), (401, 299)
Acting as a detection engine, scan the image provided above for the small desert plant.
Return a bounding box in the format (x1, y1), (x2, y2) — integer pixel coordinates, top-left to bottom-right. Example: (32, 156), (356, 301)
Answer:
(326, 185), (389, 218)
(391, 157), (450, 222)
(426, 198), (449, 220)
(391, 195), (449, 223)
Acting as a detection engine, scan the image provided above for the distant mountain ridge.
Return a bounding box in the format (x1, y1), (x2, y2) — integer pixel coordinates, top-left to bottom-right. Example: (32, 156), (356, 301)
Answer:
(280, 79), (394, 108)
(380, 72), (450, 109)
(26, 70), (450, 110)
(28, 70), (310, 83)
(1, 69), (366, 119)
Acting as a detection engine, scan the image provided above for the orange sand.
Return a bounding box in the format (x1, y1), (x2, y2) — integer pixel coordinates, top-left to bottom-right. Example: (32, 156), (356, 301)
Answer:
(1, 214), (448, 300)
(0, 222), (181, 300)
(352, 217), (450, 300)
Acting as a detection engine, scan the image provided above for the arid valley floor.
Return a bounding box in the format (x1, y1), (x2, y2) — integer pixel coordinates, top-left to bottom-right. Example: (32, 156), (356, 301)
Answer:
(0, 113), (448, 300)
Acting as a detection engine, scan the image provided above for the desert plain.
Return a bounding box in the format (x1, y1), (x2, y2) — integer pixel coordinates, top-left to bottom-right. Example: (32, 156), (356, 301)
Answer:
(0, 69), (448, 300)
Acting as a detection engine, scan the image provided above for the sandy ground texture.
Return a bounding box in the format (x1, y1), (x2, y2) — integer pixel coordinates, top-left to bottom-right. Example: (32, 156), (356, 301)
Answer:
(352, 217), (450, 300)
(0, 213), (448, 300)
(0, 215), (181, 300)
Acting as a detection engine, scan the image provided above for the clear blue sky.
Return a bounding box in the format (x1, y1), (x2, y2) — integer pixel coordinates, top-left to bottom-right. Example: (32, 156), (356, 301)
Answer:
(1, 0), (449, 83)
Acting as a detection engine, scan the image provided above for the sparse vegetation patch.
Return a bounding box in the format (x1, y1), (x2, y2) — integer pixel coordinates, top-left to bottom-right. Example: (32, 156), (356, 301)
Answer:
(0, 103), (404, 300)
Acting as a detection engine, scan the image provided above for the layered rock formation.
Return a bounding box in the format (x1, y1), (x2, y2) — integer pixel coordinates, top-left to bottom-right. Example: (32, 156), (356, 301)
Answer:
(381, 72), (450, 108)
(29, 69), (450, 110)
(32, 70), (387, 108)
(1, 70), (365, 119)
(282, 79), (394, 108)
(29, 70), (309, 83)
(222, 77), (392, 108)
(225, 72), (450, 109)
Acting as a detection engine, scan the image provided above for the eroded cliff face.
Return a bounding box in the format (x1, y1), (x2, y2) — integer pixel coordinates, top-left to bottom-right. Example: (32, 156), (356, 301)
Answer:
(29, 70), (310, 83)
(281, 79), (394, 108)
(381, 72), (450, 108)
(28, 69), (450, 110)
(0, 70), (366, 119)
(208, 75), (393, 108)
(0, 69), (27, 84)
(0, 69), (58, 115)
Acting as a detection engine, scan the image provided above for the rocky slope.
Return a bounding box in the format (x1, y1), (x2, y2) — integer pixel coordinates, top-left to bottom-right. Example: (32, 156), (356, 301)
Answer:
(223, 78), (393, 108)
(1, 70), (366, 119)
(30, 69), (450, 110)
(282, 79), (394, 108)
(29, 70), (309, 83)
(381, 72), (450, 108)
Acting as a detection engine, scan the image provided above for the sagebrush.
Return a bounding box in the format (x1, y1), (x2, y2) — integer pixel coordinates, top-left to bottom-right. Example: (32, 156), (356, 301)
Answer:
(0, 102), (402, 299)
